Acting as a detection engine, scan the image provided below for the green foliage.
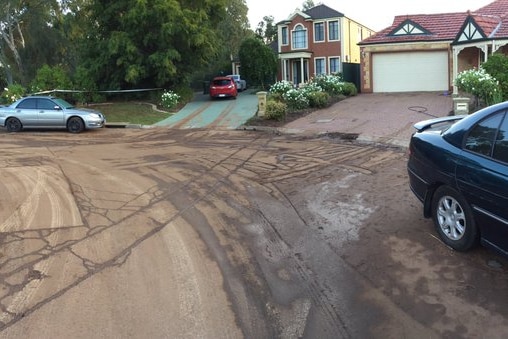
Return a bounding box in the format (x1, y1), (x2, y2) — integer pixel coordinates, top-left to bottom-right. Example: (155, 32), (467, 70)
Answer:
(265, 99), (287, 121)
(31, 64), (72, 93)
(0, 84), (26, 104)
(455, 68), (502, 106)
(482, 53), (508, 101)
(341, 82), (358, 96)
(312, 74), (343, 95)
(80, 0), (228, 90)
(160, 90), (180, 110)
(269, 80), (294, 95)
(283, 89), (310, 110)
(307, 91), (329, 108)
(239, 37), (278, 89)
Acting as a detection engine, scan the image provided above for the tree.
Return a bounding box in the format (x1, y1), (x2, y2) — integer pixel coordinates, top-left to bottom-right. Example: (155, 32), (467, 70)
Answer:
(482, 53), (508, 101)
(78, 0), (228, 90)
(302, 0), (316, 11)
(255, 16), (277, 44)
(239, 37), (277, 89)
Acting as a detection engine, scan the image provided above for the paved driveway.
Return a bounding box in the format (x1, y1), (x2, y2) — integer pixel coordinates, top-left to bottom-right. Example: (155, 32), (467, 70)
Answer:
(156, 89), (258, 129)
(282, 92), (454, 147)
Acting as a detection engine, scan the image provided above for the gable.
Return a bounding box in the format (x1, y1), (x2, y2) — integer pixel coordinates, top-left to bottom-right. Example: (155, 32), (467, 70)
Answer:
(456, 16), (486, 42)
(389, 19), (430, 36)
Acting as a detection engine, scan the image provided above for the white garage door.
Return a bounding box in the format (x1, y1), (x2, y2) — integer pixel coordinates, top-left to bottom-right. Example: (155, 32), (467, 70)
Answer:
(373, 51), (449, 92)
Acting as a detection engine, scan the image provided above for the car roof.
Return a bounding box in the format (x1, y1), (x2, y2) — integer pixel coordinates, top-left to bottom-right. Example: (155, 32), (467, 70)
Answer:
(213, 76), (233, 80)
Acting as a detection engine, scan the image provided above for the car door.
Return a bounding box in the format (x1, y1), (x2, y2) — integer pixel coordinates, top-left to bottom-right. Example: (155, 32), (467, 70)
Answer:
(37, 98), (65, 127)
(456, 111), (508, 252)
(14, 98), (39, 126)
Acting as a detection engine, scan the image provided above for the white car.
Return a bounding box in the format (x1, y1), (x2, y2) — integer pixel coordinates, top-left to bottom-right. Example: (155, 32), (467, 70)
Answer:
(227, 75), (247, 92)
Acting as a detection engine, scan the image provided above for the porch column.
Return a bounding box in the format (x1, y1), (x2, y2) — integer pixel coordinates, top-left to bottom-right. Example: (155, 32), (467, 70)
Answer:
(482, 44), (489, 61)
(452, 47), (459, 95)
(300, 57), (305, 86)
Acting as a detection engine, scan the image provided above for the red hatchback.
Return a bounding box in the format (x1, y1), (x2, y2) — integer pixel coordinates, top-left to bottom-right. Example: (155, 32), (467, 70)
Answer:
(209, 76), (237, 99)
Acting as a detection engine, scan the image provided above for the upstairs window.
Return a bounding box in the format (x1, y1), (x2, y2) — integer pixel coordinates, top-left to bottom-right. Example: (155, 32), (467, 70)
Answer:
(328, 20), (339, 41)
(281, 26), (288, 45)
(314, 22), (325, 42)
(292, 25), (308, 49)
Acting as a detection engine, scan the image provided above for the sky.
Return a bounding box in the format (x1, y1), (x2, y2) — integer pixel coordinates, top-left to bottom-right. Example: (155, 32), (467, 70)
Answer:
(245, 0), (495, 31)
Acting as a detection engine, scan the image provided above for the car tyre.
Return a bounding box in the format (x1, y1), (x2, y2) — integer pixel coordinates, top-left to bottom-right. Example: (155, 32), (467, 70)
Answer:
(5, 117), (22, 132)
(67, 117), (85, 133)
(431, 186), (479, 251)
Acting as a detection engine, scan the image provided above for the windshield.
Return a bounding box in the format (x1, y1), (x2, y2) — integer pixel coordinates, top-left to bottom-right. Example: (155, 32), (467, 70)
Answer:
(52, 98), (74, 109)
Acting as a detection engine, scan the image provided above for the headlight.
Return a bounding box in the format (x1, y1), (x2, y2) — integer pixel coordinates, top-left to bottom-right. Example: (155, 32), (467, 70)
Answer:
(89, 113), (101, 119)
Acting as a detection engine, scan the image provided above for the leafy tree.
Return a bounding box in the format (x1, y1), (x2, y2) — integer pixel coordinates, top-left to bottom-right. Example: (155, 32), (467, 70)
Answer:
(302, 0), (316, 11)
(482, 53), (508, 101)
(239, 37), (277, 89)
(255, 16), (277, 44)
(78, 0), (228, 90)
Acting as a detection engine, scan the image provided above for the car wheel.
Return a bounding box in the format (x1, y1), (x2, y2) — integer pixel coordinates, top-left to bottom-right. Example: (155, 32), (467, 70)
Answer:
(431, 186), (478, 251)
(67, 117), (85, 133)
(5, 117), (22, 132)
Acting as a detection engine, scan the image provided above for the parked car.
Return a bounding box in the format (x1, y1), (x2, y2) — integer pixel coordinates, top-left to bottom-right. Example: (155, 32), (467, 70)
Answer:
(407, 103), (508, 255)
(0, 96), (106, 133)
(209, 77), (238, 99)
(227, 74), (247, 92)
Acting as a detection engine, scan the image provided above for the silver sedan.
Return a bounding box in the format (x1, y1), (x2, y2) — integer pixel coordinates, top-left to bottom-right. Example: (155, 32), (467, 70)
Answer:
(0, 96), (106, 133)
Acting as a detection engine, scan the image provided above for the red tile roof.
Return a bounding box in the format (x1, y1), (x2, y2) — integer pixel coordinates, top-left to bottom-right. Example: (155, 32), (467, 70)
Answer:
(360, 0), (508, 45)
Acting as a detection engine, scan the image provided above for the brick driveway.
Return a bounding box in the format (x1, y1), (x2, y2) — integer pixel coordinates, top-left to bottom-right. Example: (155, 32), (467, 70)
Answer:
(282, 92), (454, 147)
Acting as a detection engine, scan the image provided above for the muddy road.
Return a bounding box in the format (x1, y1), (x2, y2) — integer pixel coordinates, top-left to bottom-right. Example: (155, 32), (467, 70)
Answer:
(0, 127), (507, 338)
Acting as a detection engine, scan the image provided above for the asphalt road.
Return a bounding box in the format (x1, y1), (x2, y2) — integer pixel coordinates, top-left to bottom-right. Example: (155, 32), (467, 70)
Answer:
(0, 127), (507, 338)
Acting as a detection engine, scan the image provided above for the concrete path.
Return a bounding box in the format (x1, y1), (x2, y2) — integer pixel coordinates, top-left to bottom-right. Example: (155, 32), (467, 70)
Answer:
(156, 90), (259, 129)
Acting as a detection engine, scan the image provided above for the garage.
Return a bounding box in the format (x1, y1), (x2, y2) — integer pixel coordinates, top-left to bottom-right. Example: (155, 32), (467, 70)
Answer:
(372, 51), (449, 92)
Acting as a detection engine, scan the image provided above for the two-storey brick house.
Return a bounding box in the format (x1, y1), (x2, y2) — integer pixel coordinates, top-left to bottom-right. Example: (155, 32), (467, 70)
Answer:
(276, 4), (375, 86)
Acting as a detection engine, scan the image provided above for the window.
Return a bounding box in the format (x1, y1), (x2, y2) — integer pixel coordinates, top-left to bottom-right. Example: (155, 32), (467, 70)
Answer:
(329, 57), (340, 73)
(38, 99), (57, 110)
(314, 22), (325, 42)
(292, 25), (307, 49)
(16, 98), (37, 109)
(281, 26), (288, 45)
(328, 21), (339, 41)
(465, 112), (504, 156)
(494, 113), (508, 163)
(315, 58), (326, 75)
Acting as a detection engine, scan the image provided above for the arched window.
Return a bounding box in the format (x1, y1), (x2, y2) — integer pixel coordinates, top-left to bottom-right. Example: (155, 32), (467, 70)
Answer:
(292, 24), (307, 49)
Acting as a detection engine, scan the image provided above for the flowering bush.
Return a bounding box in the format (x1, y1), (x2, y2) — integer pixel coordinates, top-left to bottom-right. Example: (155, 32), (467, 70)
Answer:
(0, 84), (26, 104)
(455, 68), (502, 106)
(160, 90), (180, 110)
(269, 80), (294, 95)
(283, 88), (310, 110)
(311, 74), (344, 95)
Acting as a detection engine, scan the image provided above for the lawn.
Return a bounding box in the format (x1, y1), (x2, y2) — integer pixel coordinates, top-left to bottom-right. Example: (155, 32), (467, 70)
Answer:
(90, 102), (173, 125)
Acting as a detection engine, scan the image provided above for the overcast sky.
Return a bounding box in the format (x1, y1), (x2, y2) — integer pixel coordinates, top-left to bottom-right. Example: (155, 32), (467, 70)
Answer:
(245, 0), (495, 31)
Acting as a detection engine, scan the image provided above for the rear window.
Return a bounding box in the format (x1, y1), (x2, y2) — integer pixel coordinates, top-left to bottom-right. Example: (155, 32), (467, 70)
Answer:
(212, 79), (232, 86)
(465, 112), (504, 157)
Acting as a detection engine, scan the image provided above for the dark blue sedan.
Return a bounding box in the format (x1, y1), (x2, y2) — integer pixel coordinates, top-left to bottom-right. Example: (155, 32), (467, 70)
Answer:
(407, 102), (508, 255)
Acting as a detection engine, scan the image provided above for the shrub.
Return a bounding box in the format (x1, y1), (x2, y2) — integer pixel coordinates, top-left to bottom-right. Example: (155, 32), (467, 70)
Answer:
(482, 53), (508, 101)
(160, 90), (180, 110)
(455, 67), (502, 107)
(1, 84), (26, 104)
(283, 88), (309, 110)
(341, 82), (358, 96)
(265, 99), (287, 121)
(31, 64), (72, 94)
(307, 91), (329, 108)
(312, 74), (343, 95)
(269, 80), (294, 95)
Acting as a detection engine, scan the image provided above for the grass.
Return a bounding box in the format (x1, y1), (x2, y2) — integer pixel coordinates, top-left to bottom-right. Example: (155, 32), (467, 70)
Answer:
(90, 102), (173, 125)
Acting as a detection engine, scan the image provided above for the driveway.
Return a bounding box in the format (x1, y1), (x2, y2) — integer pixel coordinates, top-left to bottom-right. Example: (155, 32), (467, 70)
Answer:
(156, 89), (259, 129)
(281, 92), (454, 147)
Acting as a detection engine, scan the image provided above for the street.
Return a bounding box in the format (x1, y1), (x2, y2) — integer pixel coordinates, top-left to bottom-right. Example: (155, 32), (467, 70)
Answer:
(0, 127), (507, 338)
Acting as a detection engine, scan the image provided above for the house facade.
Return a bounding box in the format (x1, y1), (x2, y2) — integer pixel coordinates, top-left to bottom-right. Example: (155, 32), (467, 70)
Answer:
(276, 4), (375, 86)
(359, 0), (508, 93)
